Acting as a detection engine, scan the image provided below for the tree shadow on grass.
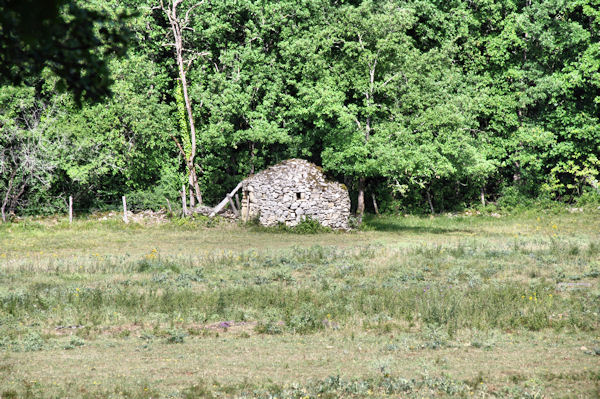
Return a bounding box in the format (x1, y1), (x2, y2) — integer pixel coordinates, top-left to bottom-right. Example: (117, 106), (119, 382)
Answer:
(362, 215), (472, 235)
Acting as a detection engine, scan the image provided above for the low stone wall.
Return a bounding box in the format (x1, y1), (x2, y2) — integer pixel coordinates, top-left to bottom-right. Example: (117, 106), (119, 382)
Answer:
(241, 159), (350, 229)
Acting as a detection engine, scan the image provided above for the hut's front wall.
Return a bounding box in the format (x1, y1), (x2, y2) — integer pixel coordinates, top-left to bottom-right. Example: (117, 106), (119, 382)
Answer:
(240, 160), (350, 229)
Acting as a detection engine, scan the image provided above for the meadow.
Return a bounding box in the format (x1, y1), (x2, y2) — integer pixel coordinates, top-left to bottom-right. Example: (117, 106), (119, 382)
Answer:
(0, 210), (599, 398)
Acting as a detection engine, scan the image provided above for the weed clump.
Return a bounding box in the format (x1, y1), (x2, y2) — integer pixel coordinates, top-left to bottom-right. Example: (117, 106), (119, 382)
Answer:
(165, 329), (186, 344)
(63, 336), (85, 350)
(255, 320), (284, 335)
(136, 257), (180, 273)
(249, 217), (333, 234)
(21, 332), (44, 352)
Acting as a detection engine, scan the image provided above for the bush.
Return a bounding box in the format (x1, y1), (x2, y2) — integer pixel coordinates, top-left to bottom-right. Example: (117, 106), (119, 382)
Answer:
(576, 188), (600, 207)
(496, 186), (534, 210)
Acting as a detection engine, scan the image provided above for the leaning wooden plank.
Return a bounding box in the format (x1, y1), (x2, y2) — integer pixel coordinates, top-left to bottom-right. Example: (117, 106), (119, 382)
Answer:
(209, 182), (243, 217)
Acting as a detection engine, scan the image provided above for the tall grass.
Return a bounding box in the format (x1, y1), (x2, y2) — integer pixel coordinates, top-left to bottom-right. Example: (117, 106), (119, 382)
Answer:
(1, 243), (598, 340)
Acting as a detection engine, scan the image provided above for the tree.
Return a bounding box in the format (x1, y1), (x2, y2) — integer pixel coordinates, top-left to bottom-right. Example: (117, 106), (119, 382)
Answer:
(298, 1), (418, 221)
(45, 53), (178, 211)
(160, 0), (204, 206)
(188, 0), (312, 202)
(296, 0), (495, 214)
(0, 86), (59, 221)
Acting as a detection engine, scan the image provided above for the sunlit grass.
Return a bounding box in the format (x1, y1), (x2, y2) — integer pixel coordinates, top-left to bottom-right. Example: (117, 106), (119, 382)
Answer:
(0, 210), (599, 397)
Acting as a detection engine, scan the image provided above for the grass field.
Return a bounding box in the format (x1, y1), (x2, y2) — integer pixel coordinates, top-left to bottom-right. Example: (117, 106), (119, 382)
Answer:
(0, 210), (599, 398)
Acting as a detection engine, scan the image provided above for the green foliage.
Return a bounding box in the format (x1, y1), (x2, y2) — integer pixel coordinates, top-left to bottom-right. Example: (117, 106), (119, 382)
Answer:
(0, 0), (132, 103)
(175, 80), (191, 159)
(285, 303), (324, 334)
(255, 320), (284, 335)
(246, 216), (333, 234)
(164, 329), (186, 344)
(0, 85), (59, 218)
(2, 0), (600, 215)
(576, 188), (600, 207)
(63, 336), (85, 350)
(21, 332), (44, 352)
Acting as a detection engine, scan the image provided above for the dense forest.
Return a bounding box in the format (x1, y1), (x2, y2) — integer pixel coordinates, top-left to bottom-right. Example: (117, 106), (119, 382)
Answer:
(1, 0), (599, 220)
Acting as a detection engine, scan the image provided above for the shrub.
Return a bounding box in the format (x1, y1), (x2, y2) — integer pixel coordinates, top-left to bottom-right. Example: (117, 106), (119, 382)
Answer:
(285, 303), (324, 334)
(576, 188), (600, 207)
(497, 186), (534, 210)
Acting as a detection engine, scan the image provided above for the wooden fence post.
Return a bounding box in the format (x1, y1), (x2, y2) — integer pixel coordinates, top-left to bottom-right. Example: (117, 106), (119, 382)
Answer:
(69, 196), (73, 224)
(122, 196), (128, 223)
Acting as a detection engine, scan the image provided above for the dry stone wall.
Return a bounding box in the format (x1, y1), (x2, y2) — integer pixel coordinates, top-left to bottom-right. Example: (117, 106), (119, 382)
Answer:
(241, 159), (350, 229)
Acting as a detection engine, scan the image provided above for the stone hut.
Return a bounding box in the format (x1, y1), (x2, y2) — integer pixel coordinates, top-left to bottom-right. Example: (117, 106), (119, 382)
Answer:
(240, 159), (350, 229)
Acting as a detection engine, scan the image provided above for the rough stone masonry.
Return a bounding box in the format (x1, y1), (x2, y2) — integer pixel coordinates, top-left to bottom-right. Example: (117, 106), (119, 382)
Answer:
(240, 159), (351, 229)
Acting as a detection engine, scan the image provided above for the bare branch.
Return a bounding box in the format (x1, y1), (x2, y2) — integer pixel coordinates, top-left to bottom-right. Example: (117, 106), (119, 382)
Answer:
(380, 72), (400, 88)
(355, 118), (362, 131)
(184, 1), (204, 25)
(170, 134), (187, 158)
(185, 57), (194, 72)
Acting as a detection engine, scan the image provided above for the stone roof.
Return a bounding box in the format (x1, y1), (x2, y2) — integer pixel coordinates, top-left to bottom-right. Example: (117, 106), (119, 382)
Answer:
(244, 159), (335, 189)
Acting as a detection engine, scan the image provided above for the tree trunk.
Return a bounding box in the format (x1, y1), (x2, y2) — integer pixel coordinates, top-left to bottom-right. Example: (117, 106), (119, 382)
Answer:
(191, 168), (202, 204)
(181, 183), (187, 216)
(371, 192), (379, 215)
(426, 186), (435, 214)
(9, 183), (26, 216)
(1, 188), (9, 223)
(188, 173), (196, 207)
(1, 171), (16, 223)
(480, 186), (486, 207)
(357, 177), (366, 222)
